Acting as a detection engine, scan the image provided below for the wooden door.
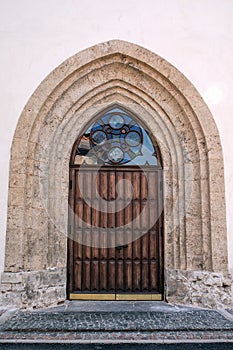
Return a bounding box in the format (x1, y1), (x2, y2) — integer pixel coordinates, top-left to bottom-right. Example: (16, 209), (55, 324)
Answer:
(67, 165), (163, 299)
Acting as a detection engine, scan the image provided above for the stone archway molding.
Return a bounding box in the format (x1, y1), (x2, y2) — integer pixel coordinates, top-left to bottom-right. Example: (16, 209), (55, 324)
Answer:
(1, 40), (231, 309)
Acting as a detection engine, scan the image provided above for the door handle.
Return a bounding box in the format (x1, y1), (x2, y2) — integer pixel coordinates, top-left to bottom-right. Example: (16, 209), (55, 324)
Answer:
(116, 244), (128, 250)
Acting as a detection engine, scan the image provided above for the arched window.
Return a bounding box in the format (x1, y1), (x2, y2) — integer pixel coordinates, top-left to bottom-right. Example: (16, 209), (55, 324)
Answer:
(71, 107), (162, 167)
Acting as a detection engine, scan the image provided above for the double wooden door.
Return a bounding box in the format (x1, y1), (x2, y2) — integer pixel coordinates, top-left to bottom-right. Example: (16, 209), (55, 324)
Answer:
(68, 165), (164, 299)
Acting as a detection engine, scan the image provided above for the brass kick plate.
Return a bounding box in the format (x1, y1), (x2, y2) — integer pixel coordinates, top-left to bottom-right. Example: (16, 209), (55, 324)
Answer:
(70, 294), (115, 300)
(70, 293), (163, 301)
(116, 294), (162, 301)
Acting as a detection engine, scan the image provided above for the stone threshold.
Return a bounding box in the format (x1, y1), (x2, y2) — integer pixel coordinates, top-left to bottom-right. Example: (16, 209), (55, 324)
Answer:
(0, 330), (233, 343)
(0, 338), (233, 344)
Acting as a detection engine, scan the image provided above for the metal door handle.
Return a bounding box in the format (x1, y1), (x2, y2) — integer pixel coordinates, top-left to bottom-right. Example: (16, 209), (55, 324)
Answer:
(116, 244), (128, 250)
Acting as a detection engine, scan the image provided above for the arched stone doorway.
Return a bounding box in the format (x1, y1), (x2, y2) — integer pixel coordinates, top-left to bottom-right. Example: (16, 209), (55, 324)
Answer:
(1, 40), (231, 308)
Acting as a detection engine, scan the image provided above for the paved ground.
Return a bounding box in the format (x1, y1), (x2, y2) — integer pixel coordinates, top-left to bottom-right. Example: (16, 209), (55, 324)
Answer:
(0, 301), (232, 345)
(2, 309), (233, 332)
(0, 343), (232, 350)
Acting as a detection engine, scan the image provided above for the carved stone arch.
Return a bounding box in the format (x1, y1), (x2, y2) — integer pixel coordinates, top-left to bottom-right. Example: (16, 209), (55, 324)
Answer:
(2, 40), (231, 308)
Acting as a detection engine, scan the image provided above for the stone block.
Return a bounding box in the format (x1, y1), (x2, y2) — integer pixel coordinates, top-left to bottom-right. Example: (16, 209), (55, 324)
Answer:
(166, 269), (232, 308)
(1, 272), (23, 284)
(1, 291), (21, 307)
(8, 187), (26, 207)
(222, 275), (232, 287)
(0, 284), (12, 292)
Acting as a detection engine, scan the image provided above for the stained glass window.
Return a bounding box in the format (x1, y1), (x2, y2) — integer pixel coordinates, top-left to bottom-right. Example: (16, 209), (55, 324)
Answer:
(73, 107), (159, 166)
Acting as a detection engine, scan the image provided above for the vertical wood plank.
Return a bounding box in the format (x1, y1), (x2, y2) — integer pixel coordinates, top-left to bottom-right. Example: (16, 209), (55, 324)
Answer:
(116, 170), (124, 200)
(108, 171), (116, 229)
(91, 230), (99, 259)
(133, 261), (141, 291)
(141, 171), (149, 232)
(76, 169), (84, 200)
(149, 172), (157, 221)
(150, 261), (158, 291)
(75, 237), (83, 261)
(108, 170), (116, 200)
(125, 260), (132, 291)
(83, 194), (91, 225)
(85, 170), (92, 201)
(141, 171), (148, 201)
(75, 202), (83, 228)
(116, 171), (124, 271)
(132, 170), (141, 292)
(68, 168), (76, 292)
(91, 260), (99, 291)
(92, 205), (99, 228)
(149, 171), (156, 197)
(100, 171), (108, 229)
(116, 260), (124, 291)
(82, 230), (91, 260)
(148, 171), (158, 292)
(107, 170), (116, 292)
(100, 260), (107, 291)
(90, 170), (99, 292)
(108, 229), (116, 260)
(142, 261), (149, 291)
(124, 171), (132, 201)
(133, 236), (141, 260)
(133, 171), (140, 200)
(133, 171), (141, 262)
(74, 169), (84, 292)
(82, 260), (91, 291)
(149, 230), (157, 260)
(74, 261), (82, 291)
(124, 171), (133, 291)
(141, 232), (148, 260)
(108, 260), (115, 291)
(100, 170), (108, 200)
(133, 202), (141, 231)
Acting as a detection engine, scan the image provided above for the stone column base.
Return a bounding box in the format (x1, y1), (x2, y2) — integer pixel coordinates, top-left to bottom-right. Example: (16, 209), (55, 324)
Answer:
(165, 269), (232, 308)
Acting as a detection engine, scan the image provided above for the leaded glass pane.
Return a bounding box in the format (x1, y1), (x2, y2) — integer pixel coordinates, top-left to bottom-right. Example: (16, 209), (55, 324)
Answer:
(74, 107), (159, 166)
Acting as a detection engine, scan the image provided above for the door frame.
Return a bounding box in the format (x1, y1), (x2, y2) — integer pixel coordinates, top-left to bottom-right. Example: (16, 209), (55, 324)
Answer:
(67, 164), (164, 300)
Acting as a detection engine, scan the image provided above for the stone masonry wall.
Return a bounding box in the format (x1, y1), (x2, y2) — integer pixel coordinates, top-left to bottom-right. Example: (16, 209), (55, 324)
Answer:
(0, 268), (66, 309)
(166, 269), (232, 309)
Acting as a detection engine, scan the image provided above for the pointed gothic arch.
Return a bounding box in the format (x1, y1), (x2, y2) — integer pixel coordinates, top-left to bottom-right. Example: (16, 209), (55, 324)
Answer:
(1, 40), (231, 308)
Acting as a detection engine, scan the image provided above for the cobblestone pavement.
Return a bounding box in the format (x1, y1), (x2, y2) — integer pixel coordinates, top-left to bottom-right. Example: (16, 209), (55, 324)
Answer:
(1, 310), (233, 332)
(0, 302), (232, 343)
